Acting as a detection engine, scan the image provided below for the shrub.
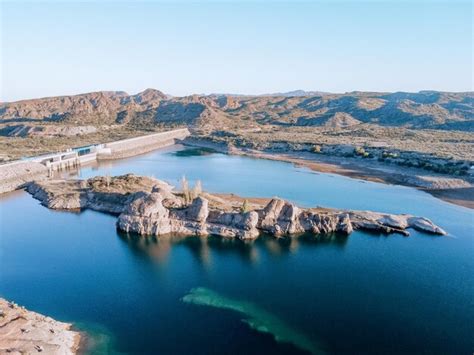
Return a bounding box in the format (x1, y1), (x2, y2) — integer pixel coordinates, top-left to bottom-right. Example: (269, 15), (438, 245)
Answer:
(105, 174), (111, 188)
(192, 180), (202, 200)
(354, 147), (366, 156)
(241, 199), (250, 213)
(181, 175), (191, 205)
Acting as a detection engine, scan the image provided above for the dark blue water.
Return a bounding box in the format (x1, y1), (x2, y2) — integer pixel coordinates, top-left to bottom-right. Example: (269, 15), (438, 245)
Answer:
(1, 146), (473, 354)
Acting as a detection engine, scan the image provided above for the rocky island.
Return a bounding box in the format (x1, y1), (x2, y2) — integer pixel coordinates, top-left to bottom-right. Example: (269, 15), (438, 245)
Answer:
(26, 174), (447, 239)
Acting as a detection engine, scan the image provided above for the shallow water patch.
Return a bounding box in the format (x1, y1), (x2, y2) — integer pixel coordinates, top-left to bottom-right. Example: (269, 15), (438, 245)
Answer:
(182, 287), (325, 354)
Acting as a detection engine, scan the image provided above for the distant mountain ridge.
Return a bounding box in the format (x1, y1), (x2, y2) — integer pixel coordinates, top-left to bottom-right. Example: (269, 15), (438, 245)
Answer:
(260, 90), (331, 97)
(0, 89), (472, 131)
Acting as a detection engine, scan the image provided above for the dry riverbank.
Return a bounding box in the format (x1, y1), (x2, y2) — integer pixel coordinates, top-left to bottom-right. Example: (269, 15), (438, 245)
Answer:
(0, 298), (82, 354)
(424, 187), (474, 210)
(248, 151), (474, 208)
(183, 139), (474, 209)
(1, 135), (472, 209)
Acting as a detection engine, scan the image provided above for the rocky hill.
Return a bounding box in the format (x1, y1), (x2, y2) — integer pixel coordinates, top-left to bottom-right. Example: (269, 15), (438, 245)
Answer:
(1, 89), (472, 132)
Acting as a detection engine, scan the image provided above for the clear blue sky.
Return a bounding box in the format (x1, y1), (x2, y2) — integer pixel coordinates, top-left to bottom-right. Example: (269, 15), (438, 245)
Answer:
(0, 0), (472, 101)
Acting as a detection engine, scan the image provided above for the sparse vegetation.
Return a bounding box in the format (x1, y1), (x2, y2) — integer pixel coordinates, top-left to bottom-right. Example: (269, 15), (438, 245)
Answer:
(179, 178), (205, 205)
(181, 175), (191, 205)
(105, 174), (111, 188)
(192, 180), (202, 200)
(241, 199), (250, 213)
(382, 151), (399, 159)
(354, 147), (366, 156)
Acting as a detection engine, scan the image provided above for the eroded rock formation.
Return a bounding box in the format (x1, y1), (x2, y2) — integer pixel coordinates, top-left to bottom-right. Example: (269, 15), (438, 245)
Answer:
(26, 174), (447, 240)
(118, 194), (260, 239)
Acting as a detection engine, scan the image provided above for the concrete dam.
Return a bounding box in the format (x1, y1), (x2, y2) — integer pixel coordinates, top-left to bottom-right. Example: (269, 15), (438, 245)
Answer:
(0, 128), (190, 194)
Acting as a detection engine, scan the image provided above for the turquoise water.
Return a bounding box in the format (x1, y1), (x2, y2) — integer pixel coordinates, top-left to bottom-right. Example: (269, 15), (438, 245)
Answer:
(1, 146), (473, 354)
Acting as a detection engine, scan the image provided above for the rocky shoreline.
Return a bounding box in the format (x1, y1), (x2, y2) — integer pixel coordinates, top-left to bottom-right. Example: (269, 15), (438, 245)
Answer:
(0, 298), (81, 354)
(27, 174), (447, 239)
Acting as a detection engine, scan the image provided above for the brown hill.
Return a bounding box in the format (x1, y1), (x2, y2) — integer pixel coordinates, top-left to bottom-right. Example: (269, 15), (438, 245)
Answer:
(315, 112), (362, 128)
(0, 89), (472, 131)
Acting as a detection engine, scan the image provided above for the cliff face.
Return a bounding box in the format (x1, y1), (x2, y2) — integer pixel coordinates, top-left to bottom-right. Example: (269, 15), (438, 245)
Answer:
(1, 89), (472, 131)
(118, 194), (262, 239)
(26, 174), (447, 239)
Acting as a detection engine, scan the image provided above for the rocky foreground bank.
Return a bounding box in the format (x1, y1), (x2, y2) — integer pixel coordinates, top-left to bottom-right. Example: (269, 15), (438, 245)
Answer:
(0, 298), (81, 354)
(27, 174), (447, 238)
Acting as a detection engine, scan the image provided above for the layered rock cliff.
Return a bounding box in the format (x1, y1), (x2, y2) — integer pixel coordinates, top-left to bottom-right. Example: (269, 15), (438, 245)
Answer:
(26, 174), (447, 239)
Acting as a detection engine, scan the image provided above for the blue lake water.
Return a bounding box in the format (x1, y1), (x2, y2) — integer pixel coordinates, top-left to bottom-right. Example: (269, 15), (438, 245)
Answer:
(1, 146), (473, 354)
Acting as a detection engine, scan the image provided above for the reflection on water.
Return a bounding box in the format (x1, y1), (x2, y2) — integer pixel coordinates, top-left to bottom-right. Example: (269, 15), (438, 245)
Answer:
(173, 147), (217, 157)
(118, 232), (350, 268)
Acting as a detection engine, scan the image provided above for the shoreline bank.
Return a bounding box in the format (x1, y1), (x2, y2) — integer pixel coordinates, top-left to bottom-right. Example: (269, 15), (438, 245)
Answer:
(0, 298), (82, 354)
(1, 133), (472, 209)
(182, 139), (474, 209)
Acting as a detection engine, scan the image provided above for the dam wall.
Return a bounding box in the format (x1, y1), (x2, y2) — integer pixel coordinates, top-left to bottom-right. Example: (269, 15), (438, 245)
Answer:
(0, 129), (191, 194)
(98, 128), (190, 160)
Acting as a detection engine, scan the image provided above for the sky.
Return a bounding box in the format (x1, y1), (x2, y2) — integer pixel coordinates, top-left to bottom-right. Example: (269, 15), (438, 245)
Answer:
(0, 0), (472, 102)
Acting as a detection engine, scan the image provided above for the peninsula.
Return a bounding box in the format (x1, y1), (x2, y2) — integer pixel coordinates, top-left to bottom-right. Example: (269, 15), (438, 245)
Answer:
(26, 174), (447, 239)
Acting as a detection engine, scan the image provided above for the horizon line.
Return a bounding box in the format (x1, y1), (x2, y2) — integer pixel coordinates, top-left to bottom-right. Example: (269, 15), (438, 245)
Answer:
(2, 87), (474, 103)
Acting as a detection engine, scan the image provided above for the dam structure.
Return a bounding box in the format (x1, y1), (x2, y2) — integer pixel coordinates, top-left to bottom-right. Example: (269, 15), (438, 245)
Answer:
(0, 128), (190, 194)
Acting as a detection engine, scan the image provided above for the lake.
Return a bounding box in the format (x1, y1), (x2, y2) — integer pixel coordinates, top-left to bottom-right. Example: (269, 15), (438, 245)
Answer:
(1, 145), (473, 354)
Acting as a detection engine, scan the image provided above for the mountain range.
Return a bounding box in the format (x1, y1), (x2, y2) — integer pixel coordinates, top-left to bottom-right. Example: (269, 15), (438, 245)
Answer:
(1, 89), (473, 133)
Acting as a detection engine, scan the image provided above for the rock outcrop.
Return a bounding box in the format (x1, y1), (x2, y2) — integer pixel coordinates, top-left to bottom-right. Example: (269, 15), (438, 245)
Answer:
(348, 211), (447, 236)
(0, 298), (81, 354)
(26, 174), (447, 240)
(26, 174), (174, 213)
(118, 194), (260, 239)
